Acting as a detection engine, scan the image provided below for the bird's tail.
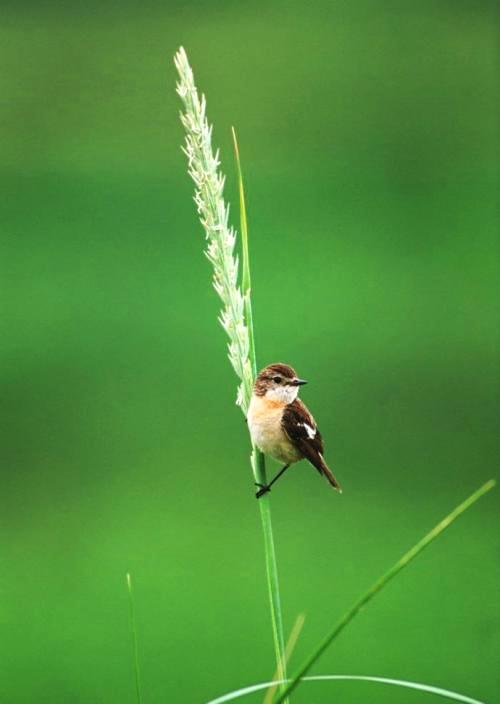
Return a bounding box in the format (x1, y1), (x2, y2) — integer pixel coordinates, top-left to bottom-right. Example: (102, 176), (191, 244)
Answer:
(318, 454), (342, 493)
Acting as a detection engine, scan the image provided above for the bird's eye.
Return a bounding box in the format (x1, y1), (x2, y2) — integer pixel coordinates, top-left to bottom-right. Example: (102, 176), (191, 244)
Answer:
(273, 376), (282, 384)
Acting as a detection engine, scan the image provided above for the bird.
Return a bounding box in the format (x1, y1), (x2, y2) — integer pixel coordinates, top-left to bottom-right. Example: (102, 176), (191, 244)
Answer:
(247, 363), (342, 498)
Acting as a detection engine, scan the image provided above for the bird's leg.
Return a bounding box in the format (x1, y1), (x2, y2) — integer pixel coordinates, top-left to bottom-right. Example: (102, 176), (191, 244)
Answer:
(255, 464), (290, 499)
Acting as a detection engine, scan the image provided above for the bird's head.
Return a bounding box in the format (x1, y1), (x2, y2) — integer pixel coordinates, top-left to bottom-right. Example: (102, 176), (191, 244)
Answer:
(254, 363), (307, 404)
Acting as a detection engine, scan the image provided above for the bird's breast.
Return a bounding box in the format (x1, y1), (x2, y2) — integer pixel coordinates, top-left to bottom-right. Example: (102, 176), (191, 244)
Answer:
(247, 395), (301, 464)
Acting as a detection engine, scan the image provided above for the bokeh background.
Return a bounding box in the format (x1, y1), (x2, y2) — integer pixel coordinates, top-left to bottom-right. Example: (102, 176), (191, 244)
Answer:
(1, 1), (499, 702)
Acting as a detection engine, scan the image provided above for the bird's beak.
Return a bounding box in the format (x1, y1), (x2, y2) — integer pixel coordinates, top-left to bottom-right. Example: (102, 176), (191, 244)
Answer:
(291, 378), (308, 386)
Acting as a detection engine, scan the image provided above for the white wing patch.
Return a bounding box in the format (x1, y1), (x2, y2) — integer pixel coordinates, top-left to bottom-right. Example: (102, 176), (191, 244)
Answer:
(299, 422), (316, 439)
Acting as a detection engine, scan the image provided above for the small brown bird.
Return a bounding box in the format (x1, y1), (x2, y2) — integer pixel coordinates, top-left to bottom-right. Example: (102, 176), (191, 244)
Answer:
(247, 363), (342, 498)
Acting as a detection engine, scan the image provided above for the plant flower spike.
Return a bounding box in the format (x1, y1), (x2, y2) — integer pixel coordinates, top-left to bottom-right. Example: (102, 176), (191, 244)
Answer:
(174, 47), (252, 412)
(174, 46), (289, 702)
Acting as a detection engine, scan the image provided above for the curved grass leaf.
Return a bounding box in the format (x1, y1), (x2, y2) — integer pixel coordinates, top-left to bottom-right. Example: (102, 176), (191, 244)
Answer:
(205, 675), (485, 704)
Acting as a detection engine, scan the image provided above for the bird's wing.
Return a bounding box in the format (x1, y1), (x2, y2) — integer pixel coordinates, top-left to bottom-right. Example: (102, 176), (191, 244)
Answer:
(282, 399), (324, 468)
(282, 399), (341, 491)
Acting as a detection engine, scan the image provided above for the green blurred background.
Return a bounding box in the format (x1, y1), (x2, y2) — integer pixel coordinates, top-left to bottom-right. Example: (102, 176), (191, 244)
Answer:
(1, 1), (498, 702)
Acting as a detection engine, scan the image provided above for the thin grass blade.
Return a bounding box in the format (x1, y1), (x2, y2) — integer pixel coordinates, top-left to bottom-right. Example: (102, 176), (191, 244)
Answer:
(231, 125), (288, 702)
(231, 126), (255, 375)
(274, 479), (495, 703)
(263, 613), (306, 704)
(126, 573), (143, 704)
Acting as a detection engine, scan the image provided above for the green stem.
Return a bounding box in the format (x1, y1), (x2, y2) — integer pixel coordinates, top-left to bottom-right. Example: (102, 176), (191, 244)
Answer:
(232, 127), (288, 703)
(254, 452), (288, 697)
(274, 479), (496, 703)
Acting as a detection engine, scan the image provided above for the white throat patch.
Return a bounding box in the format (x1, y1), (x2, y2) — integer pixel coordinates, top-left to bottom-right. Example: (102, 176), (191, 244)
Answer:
(265, 384), (299, 405)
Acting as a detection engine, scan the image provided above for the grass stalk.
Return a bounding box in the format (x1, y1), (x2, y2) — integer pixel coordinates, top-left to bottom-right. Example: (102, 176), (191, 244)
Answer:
(175, 48), (288, 703)
(126, 573), (143, 704)
(255, 487), (288, 699)
(274, 479), (496, 703)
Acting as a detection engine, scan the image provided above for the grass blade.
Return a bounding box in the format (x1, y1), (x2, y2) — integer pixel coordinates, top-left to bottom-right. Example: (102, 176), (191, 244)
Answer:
(205, 675), (486, 704)
(126, 573), (143, 704)
(231, 126), (288, 702)
(274, 479), (496, 703)
(231, 126), (255, 373)
(263, 613), (306, 704)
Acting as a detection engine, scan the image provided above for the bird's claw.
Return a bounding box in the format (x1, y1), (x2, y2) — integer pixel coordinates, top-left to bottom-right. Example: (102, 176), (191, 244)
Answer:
(255, 482), (271, 499)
